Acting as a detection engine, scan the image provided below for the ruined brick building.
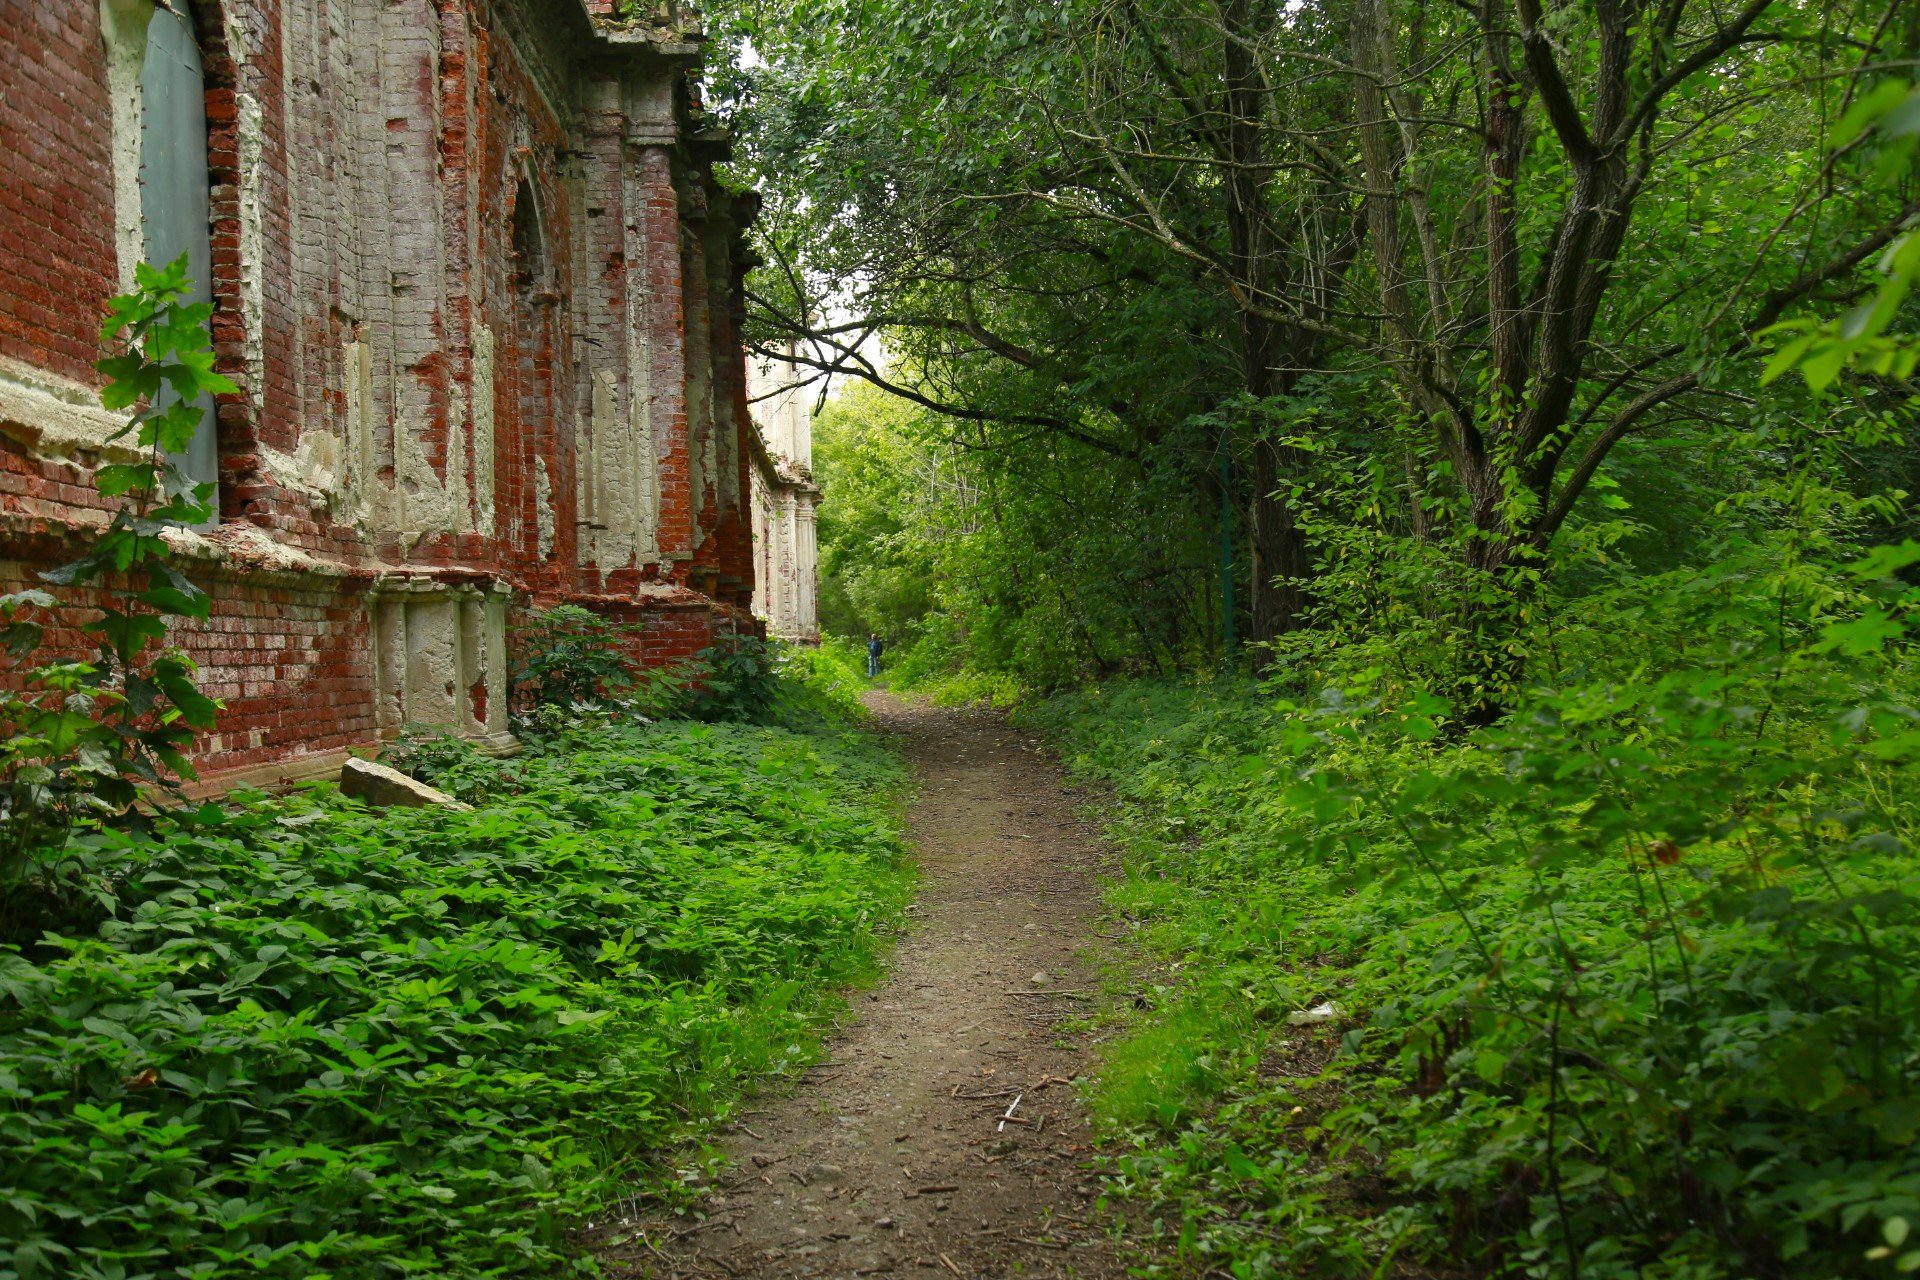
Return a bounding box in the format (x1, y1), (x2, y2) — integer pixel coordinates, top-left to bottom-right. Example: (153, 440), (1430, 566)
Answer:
(748, 342), (819, 644)
(0, 0), (781, 787)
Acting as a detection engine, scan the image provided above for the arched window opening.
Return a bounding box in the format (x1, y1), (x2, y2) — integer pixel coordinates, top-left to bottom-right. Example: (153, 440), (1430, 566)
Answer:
(510, 180), (544, 297)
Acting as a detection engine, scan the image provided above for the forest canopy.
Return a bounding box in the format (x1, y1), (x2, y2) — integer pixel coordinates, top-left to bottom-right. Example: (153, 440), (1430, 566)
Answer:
(708, 0), (1918, 702)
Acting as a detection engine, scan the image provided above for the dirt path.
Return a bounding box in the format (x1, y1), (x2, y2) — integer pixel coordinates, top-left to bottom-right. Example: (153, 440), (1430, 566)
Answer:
(609, 691), (1126, 1279)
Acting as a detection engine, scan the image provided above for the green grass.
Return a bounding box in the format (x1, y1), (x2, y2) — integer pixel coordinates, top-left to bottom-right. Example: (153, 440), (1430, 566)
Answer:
(0, 709), (911, 1278)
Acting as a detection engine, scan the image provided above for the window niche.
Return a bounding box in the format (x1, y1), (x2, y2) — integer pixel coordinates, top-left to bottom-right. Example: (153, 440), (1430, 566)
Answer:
(101, 0), (220, 523)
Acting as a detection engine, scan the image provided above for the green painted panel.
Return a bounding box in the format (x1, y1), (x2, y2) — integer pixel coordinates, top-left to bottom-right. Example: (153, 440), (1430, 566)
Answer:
(140, 0), (218, 523)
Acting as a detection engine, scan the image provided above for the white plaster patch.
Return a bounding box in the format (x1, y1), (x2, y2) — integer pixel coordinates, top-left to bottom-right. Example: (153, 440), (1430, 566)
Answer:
(221, 4), (253, 62)
(403, 593), (460, 727)
(158, 521), (350, 577)
(237, 90), (266, 414)
(448, 380), (471, 535)
(98, 0), (155, 291)
(471, 325), (496, 535)
(369, 577), (515, 746)
(584, 367), (645, 571)
(394, 406), (453, 534)
(342, 339), (376, 524)
(258, 429), (347, 512)
(627, 325), (660, 564)
(534, 454), (555, 558)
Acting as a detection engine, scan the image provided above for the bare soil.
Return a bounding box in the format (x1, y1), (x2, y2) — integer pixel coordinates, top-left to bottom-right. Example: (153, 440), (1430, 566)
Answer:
(605, 691), (1128, 1279)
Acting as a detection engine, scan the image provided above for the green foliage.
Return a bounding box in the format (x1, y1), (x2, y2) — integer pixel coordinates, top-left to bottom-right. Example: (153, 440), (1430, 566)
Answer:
(716, 0), (1917, 671)
(1764, 83), (1920, 393)
(0, 714), (910, 1278)
(706, 6), (1920, 1275)
(774, 636), (879, 725)
(685, 634), (785, 724)
(511, 604), (649, 715)
(380, 728), (526, 804)
(0, 257), (231, 938)
(811, 382), (1222, 688)
(1032, 525), (1920, 1277)
(811, 385), (940, 647)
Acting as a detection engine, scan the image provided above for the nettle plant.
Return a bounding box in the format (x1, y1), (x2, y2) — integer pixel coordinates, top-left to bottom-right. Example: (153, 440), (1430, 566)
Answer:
(0, 257), (229, 906)
(688, 632), (785, 724)
(512, 603), (642, 712)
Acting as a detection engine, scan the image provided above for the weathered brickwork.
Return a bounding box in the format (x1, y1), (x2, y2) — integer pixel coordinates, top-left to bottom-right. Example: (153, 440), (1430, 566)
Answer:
(0, 0), (767, 787)
(0, 4), (122, 386)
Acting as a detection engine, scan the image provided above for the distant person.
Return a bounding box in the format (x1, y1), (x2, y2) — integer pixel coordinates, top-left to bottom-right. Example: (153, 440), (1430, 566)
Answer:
(867, 632), (884, 678)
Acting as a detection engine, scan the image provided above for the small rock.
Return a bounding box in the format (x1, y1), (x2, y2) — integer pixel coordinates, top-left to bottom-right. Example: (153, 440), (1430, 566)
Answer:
(875, 1217), (896, 1229)
(807, 1162), (845, 1185)
(985, 1139), (1018, 1156)
(339, 758), (471, 810)
(1286, 1001), (1340, 1026)
(1030, 971), (1050, 987)
(751, 1153), (775, 1168)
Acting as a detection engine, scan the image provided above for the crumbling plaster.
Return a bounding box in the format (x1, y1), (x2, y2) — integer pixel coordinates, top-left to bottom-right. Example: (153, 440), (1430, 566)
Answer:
(0, 0), (765, 783)
(99, 0), (155, 292)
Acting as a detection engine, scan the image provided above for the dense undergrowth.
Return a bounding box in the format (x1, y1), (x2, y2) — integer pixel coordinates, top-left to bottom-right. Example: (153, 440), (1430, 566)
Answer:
(1022, 539), (1920, 1279)
(0, 651), (910, 1279)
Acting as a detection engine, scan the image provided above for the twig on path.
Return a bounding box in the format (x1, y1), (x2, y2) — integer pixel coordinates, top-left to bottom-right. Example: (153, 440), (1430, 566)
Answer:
(952, 1088), (1020, 1100)
(1001, 989), (1091, 999)
(1013, 1236), (1070, 1251)
(939, 1252), (964, 1277)
(997, 1094), (1024, 1131)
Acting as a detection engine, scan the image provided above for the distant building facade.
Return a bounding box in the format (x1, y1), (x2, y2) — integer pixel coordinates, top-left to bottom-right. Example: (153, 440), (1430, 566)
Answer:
(748, 342), (820, 644)
(0, 0), (764, 787)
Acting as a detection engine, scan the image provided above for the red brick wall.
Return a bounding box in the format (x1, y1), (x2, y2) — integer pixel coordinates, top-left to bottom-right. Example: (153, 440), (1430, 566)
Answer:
(0, 1), (118, 385)
(0, 0), (765, 789)
(188, 571), (377, 773)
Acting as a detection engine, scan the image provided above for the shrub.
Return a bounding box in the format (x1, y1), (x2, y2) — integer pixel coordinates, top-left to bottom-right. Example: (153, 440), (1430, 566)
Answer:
(1034, 537), (1920, 1279)
(511, 604), (642, 712)
(0, 257), (230, 943)
(685, 633), (784, 724)
(771, 637), (874, 726)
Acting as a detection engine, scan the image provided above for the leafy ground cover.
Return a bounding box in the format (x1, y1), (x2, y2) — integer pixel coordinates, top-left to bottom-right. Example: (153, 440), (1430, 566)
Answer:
(0, 684), (909, 1278)
(1024, 547), (1920, 1280)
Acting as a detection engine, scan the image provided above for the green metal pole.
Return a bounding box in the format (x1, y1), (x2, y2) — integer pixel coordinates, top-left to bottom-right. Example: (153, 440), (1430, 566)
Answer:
(1218, 426), (1235, 662)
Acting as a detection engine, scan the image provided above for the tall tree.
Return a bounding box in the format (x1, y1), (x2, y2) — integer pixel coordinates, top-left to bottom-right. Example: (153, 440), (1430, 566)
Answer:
(1330, 0), (1917, 704)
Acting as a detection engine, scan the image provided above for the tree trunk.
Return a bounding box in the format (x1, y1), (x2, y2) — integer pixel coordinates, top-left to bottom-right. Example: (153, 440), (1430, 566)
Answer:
(1221, 0), (1311, 648)
(1248, 437), (1310, 645)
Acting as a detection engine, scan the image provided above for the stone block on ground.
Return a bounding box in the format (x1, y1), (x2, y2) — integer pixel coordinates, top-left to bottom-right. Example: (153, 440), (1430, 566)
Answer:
(339, 757), (473, 811)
